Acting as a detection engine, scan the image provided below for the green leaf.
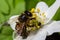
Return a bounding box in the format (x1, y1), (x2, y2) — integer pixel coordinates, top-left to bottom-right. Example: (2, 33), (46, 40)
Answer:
(41, 0), (55, 6)
(52, 7), (60, 20)
(0, 34), (13, 40)
(4, 36), (13, 40)
(0, 0), (9, 14)
(0, 34), (7, 40)
(1, 26), (13, 35)
(25, 0), (55, 10)
(0, 26), (13, 40)
(0, 0), (25, 23)
(0, 12), (5, 24)
(25, 0), (41, 10)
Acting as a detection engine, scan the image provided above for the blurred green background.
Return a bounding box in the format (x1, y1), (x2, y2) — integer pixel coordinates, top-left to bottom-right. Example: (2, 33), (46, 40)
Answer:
(0, 0), (60, 40)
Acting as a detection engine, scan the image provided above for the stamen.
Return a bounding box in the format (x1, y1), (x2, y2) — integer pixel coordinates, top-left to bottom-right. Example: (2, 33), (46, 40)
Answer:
(41, 13), (45, 16)
(32, 13), (37, 18)
(31, 27), (36, 31)
(41, 19), (45, 25)
(37, 8), (40, 13)
(30, 8), (35, 13)
(37, 26), (40, 29)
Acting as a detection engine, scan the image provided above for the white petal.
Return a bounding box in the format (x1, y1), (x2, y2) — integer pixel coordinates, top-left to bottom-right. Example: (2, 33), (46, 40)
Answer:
(36, 2), (48, 13)
(56, 0), (60, 5)
(32, 30), (47, 40)
(45, 0), (60, 23)
(13, 30), (47, 40)
(8, 15), (19, 30)
(14, 36), (22, 40)
(45, 21), (60, 35)
(32, 21), (60, 40)
(36, 1), (60, 24)
(13, 31), (22, 40)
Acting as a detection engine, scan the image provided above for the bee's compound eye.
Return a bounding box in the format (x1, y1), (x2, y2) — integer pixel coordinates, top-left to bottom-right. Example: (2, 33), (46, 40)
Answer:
(18, 14), (28, 22)
(24, 11), (32, 17)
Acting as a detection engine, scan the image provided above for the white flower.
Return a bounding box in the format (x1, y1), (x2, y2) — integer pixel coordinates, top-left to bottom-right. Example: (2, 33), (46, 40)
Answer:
(8, 0), (60, 40)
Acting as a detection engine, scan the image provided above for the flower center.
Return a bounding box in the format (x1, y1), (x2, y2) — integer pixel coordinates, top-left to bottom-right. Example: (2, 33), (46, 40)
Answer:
(30, 8), (47, 25)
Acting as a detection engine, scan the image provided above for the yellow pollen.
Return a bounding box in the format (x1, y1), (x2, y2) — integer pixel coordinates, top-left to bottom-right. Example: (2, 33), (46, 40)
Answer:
(37, 26), (40, 29)
(30, 8), (35, 13)
(32, 13), (37, 18)
(27, 27), (31, 31)
(42, 13), (44, 16)
(41, 12), (46, 17)
(37, 8), (40, 13)
(31, 27), (36, 31)
(41, 20), (44, 25)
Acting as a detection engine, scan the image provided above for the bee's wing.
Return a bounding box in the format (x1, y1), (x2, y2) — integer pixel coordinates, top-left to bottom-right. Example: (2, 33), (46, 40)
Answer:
(8, 15), (19, 30)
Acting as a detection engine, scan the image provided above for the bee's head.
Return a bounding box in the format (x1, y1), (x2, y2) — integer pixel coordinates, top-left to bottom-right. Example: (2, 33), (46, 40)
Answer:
(24, 10), (32, 17)
(18, 11), (32, 22)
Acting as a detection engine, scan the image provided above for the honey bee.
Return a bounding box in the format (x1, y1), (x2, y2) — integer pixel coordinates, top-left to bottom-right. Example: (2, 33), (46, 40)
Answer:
(15, 11), (33, 39)
(15, 10), (41, 39)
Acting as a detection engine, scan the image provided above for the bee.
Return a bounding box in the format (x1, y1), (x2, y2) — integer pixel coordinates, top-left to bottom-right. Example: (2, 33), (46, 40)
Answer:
(15, 11), (33, 39)
(15, 10), (41, 39)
